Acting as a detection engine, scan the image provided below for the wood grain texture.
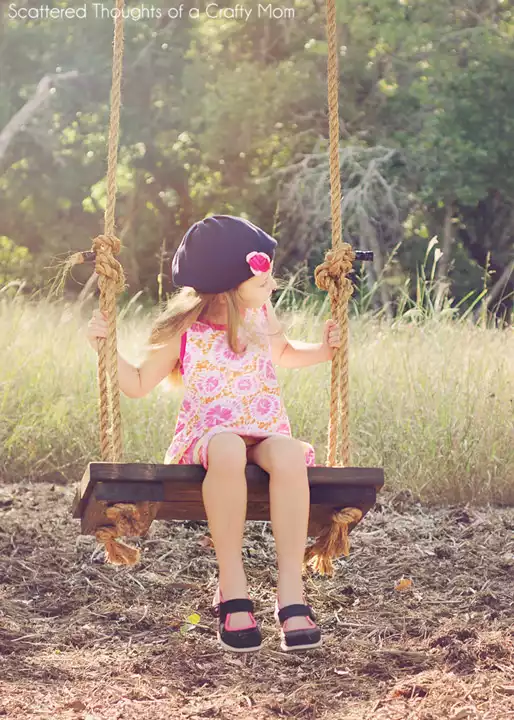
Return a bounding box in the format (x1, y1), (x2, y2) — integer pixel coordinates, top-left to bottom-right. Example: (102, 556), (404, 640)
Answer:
(72, 462), (384, 537)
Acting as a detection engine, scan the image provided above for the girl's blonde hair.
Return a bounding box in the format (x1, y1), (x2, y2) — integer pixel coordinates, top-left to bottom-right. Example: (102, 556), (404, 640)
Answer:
(143, 285), (259, 390)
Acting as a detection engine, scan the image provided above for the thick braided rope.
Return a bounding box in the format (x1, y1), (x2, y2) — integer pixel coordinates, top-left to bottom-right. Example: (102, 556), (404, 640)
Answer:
(96, 0), (125, 465)
(92, 0), (142, 563)
(67, 0), (158, 564)
(324, 0), (345, 467)
(315, 248), (354, 466)
(304, 0), (362, 575)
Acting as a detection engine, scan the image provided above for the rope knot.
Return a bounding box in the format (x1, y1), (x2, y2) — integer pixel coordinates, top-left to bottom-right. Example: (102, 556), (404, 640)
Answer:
(92, 234), (126, 295)
(105, 502), (158, 536)
(93, 233), (122, 256)
(314, 244), (355, 303)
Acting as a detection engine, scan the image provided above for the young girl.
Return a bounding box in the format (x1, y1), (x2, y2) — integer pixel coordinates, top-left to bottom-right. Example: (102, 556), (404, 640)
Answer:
(87, 215), (341, 653)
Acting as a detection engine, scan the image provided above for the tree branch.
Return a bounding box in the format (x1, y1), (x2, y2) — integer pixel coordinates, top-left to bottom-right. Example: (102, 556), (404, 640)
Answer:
(0, 70), (78, 166)
(485, 258), (514, 310)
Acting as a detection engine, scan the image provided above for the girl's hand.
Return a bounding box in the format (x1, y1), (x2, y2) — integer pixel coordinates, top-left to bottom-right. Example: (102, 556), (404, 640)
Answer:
(86, 309), (108, 352)
(322, 319), (341, 361)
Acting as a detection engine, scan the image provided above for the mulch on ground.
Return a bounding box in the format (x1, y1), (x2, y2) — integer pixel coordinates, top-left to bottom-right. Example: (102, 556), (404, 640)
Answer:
(0, 478), (513, 720)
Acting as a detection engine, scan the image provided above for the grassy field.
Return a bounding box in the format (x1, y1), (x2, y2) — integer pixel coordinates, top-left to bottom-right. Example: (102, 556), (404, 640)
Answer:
(1, 280), (512, 506)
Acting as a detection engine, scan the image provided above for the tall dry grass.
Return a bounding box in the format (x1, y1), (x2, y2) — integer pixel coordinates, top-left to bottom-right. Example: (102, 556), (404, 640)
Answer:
(1, 242), (512, 505)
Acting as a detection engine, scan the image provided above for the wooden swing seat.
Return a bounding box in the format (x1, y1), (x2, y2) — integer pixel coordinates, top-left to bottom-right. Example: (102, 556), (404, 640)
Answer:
(72, 462), (384, 538)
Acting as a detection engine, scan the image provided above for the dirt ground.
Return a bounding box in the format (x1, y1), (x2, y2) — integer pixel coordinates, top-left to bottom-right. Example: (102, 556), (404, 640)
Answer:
(0, 477), (513, 720)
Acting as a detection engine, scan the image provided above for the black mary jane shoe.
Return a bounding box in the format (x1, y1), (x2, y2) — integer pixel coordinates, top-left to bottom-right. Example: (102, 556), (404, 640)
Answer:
(275, 603), (322, 652)
(211, 598), (262, 653)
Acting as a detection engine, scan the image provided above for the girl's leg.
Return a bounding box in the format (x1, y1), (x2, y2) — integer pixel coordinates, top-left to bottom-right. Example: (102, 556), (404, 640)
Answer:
(246, 436), (312, 632)
(201, 432), (251, 630)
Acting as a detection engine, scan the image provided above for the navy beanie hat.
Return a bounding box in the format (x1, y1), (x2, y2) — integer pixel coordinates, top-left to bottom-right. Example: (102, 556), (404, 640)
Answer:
(171, 215), (277, 294)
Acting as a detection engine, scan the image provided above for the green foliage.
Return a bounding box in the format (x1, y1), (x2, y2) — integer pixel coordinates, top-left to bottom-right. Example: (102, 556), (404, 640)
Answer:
(406, 37), (514, 206)
(0, 236), (31, 284)
(0, 0), (512, 319)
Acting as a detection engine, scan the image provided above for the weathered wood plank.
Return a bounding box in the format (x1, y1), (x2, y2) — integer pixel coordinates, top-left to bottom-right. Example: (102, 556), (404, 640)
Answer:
(71, 462), (384, 539)
(81, 489), (109, 535)
(72, 464), (93, 519)
(79, 496), (366, 539)
(72, 462), (384, 519)
(77, 482), (377, 537)
(86, 462), (384, 486)
(93, 480), (376, 509)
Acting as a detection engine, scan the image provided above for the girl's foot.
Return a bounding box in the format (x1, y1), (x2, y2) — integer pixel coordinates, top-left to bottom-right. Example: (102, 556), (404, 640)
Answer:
(212, 586), (255, 630)
(275, 590), (316, 631)
(211, 587), (262, 652)
(275, 596), (322, 652)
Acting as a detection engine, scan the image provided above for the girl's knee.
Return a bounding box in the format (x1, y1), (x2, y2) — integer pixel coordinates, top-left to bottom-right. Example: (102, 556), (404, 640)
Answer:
(267, 437), (309, 474)
(207, 432), (248, 471)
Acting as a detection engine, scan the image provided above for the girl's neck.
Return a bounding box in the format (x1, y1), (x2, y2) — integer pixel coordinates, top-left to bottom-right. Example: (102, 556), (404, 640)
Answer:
(200, 309), (228, 325)
(200, 305), (246, 324)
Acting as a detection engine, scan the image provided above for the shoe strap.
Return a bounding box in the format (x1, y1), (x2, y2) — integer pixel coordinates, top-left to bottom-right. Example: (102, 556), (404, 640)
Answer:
(278, 603), (315, 624)
(218, 598), (255, 622)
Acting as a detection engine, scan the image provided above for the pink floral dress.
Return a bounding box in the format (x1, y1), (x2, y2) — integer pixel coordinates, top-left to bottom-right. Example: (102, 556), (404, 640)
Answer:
(164, 304), (316, 470)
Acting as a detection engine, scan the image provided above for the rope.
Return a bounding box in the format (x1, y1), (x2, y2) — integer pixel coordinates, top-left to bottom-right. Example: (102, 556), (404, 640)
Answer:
(66, 0), (157, 564)
(303, 0), (363, 576)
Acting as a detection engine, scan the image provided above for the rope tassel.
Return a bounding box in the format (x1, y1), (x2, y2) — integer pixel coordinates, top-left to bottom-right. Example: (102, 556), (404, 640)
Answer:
(95, 528), (141, 566)
(94, 502), (159, 566)
(304, 508), (363, 576)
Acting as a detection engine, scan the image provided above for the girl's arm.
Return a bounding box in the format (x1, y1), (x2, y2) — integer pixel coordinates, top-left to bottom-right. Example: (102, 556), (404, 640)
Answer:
(88, 309), (181, 397)
(132, 333), (182, 398)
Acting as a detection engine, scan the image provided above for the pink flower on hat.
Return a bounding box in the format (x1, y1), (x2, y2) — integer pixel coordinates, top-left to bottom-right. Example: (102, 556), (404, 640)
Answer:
(246, 251), (271, 275)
